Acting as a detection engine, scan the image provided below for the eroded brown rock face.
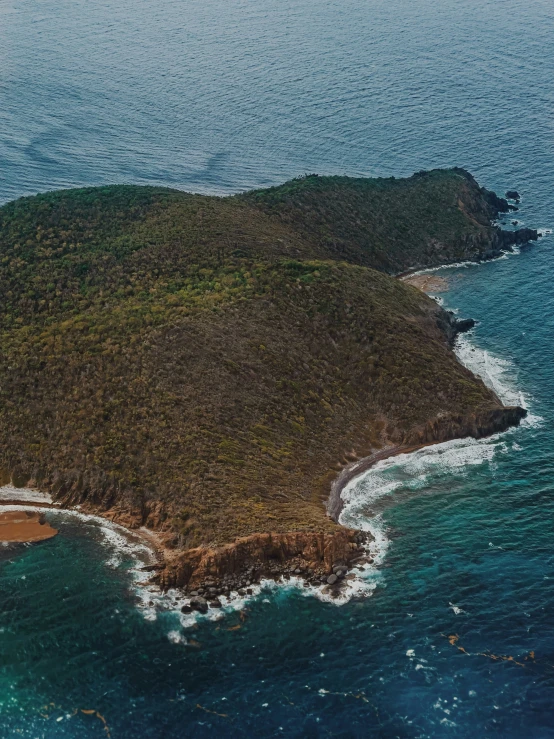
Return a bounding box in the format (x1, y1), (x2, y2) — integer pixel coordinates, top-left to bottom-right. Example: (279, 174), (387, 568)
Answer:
(154, 529), (365, 590)
(404, 406), (527, 446)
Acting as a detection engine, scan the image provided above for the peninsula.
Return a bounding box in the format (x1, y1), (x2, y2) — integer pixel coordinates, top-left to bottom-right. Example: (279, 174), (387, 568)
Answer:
(0, 169), (535, 595)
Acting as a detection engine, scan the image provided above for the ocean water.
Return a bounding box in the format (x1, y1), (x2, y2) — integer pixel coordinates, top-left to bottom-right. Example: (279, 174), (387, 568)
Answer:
(2, 0), (554, 736)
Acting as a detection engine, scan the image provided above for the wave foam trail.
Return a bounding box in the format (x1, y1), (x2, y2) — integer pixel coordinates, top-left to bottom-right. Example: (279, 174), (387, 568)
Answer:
(454, 334), (542, 427)
(340, 436), (503, 523)
(339, 435), (508, 572)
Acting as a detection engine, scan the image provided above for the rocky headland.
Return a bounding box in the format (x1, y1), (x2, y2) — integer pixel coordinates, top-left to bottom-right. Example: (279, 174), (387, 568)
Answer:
(0, 168), (535, 604)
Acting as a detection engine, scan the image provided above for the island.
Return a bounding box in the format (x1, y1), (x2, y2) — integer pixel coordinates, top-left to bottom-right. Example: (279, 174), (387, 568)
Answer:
(0, 168), (536, 600)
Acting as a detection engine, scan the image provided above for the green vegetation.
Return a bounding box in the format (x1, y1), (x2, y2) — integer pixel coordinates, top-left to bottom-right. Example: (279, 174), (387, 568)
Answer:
(0, 170), (508, 546)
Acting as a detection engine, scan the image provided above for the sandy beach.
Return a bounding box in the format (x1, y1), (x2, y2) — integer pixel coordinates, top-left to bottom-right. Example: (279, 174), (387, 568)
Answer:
(403, 273), (449, 292)
(0, 510), (58, 543)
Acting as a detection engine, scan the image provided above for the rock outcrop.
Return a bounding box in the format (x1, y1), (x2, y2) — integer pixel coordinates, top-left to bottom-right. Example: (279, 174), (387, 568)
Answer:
(404, 406), (527, 445)
(154, 529), (368, 591)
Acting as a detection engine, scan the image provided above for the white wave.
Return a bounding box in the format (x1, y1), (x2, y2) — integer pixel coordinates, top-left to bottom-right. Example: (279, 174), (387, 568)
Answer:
(454, 333), (542, 428)
(449, 602), (466, 615)
(340, 435), (504, 527)
(337, 432), (516, 597)
(404, 252), (510, 279)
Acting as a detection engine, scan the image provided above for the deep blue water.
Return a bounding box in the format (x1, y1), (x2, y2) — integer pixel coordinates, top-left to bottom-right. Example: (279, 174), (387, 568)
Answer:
(2, 0), (554, 736)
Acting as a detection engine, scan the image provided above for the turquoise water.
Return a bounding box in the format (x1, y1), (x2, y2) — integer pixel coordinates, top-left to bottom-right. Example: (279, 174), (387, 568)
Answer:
(3, 0), (554, 735)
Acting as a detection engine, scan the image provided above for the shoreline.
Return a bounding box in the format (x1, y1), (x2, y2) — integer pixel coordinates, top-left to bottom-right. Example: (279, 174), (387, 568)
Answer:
(329, 247), (534, 524)
(0, 497), (380, 619)
(0, 247), (533, 614)
(327, 443), (434, 522)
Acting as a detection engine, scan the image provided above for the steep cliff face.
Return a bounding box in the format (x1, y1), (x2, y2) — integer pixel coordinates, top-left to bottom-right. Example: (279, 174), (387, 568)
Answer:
(404, 406), (526, 446)
(0, 169), (531, 577)
(242, 168), (538, 273)
(154, 529), (366, 591)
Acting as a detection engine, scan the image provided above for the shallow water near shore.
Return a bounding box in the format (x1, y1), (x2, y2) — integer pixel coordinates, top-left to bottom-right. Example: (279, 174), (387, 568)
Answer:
(4, 0), (554, 735)
(3, 232), (554, 739)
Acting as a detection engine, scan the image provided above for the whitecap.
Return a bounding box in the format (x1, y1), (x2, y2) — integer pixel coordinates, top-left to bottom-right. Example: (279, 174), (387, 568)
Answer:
(449, 602), (466, 615)
(454, 333), (542, 428)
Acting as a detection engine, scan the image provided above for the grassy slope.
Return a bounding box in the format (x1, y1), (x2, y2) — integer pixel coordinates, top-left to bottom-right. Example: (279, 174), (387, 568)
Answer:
(0, 171), (505, 547)
(241, 168), (500, 273)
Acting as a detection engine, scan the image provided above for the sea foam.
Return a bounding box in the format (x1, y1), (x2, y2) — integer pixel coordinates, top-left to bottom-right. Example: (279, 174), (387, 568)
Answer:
(338, 268), (541, 595)
(454, 329), (542, 429)
(0, 278), (539, 629)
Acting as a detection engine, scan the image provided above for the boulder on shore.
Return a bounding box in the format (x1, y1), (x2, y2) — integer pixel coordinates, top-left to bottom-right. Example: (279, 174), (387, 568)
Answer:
(190, 596), (208, 614)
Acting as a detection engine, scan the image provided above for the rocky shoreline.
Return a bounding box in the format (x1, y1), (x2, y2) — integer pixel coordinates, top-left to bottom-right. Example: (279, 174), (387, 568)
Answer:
(0, 173), (538, 615)
(151, 529), (375, 612)
(393, 222), (539, 278)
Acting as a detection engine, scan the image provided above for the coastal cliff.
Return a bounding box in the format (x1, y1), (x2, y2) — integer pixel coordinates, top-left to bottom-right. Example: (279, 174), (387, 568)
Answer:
(0, 168), (532, 590)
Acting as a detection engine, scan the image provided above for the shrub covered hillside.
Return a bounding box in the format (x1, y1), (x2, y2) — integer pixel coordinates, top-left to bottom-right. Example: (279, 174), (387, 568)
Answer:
(0, 170), (522, 547)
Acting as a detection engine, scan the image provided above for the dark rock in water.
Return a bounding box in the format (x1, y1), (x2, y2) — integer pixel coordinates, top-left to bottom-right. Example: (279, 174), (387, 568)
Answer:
(500, 227), (538, 247)
(454, 318), (476, 334)
(190, 596), (208, 614)
(246, 588), (253, 595)
(506, 190), (520, 200)
(483, 188), (511, 214)
(209, 598), (222, 608)
(440, 312), (476, 345)
(512, 221), (519, 226)
(327, 573), (338, 585)
(181, 605), (192, 614)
